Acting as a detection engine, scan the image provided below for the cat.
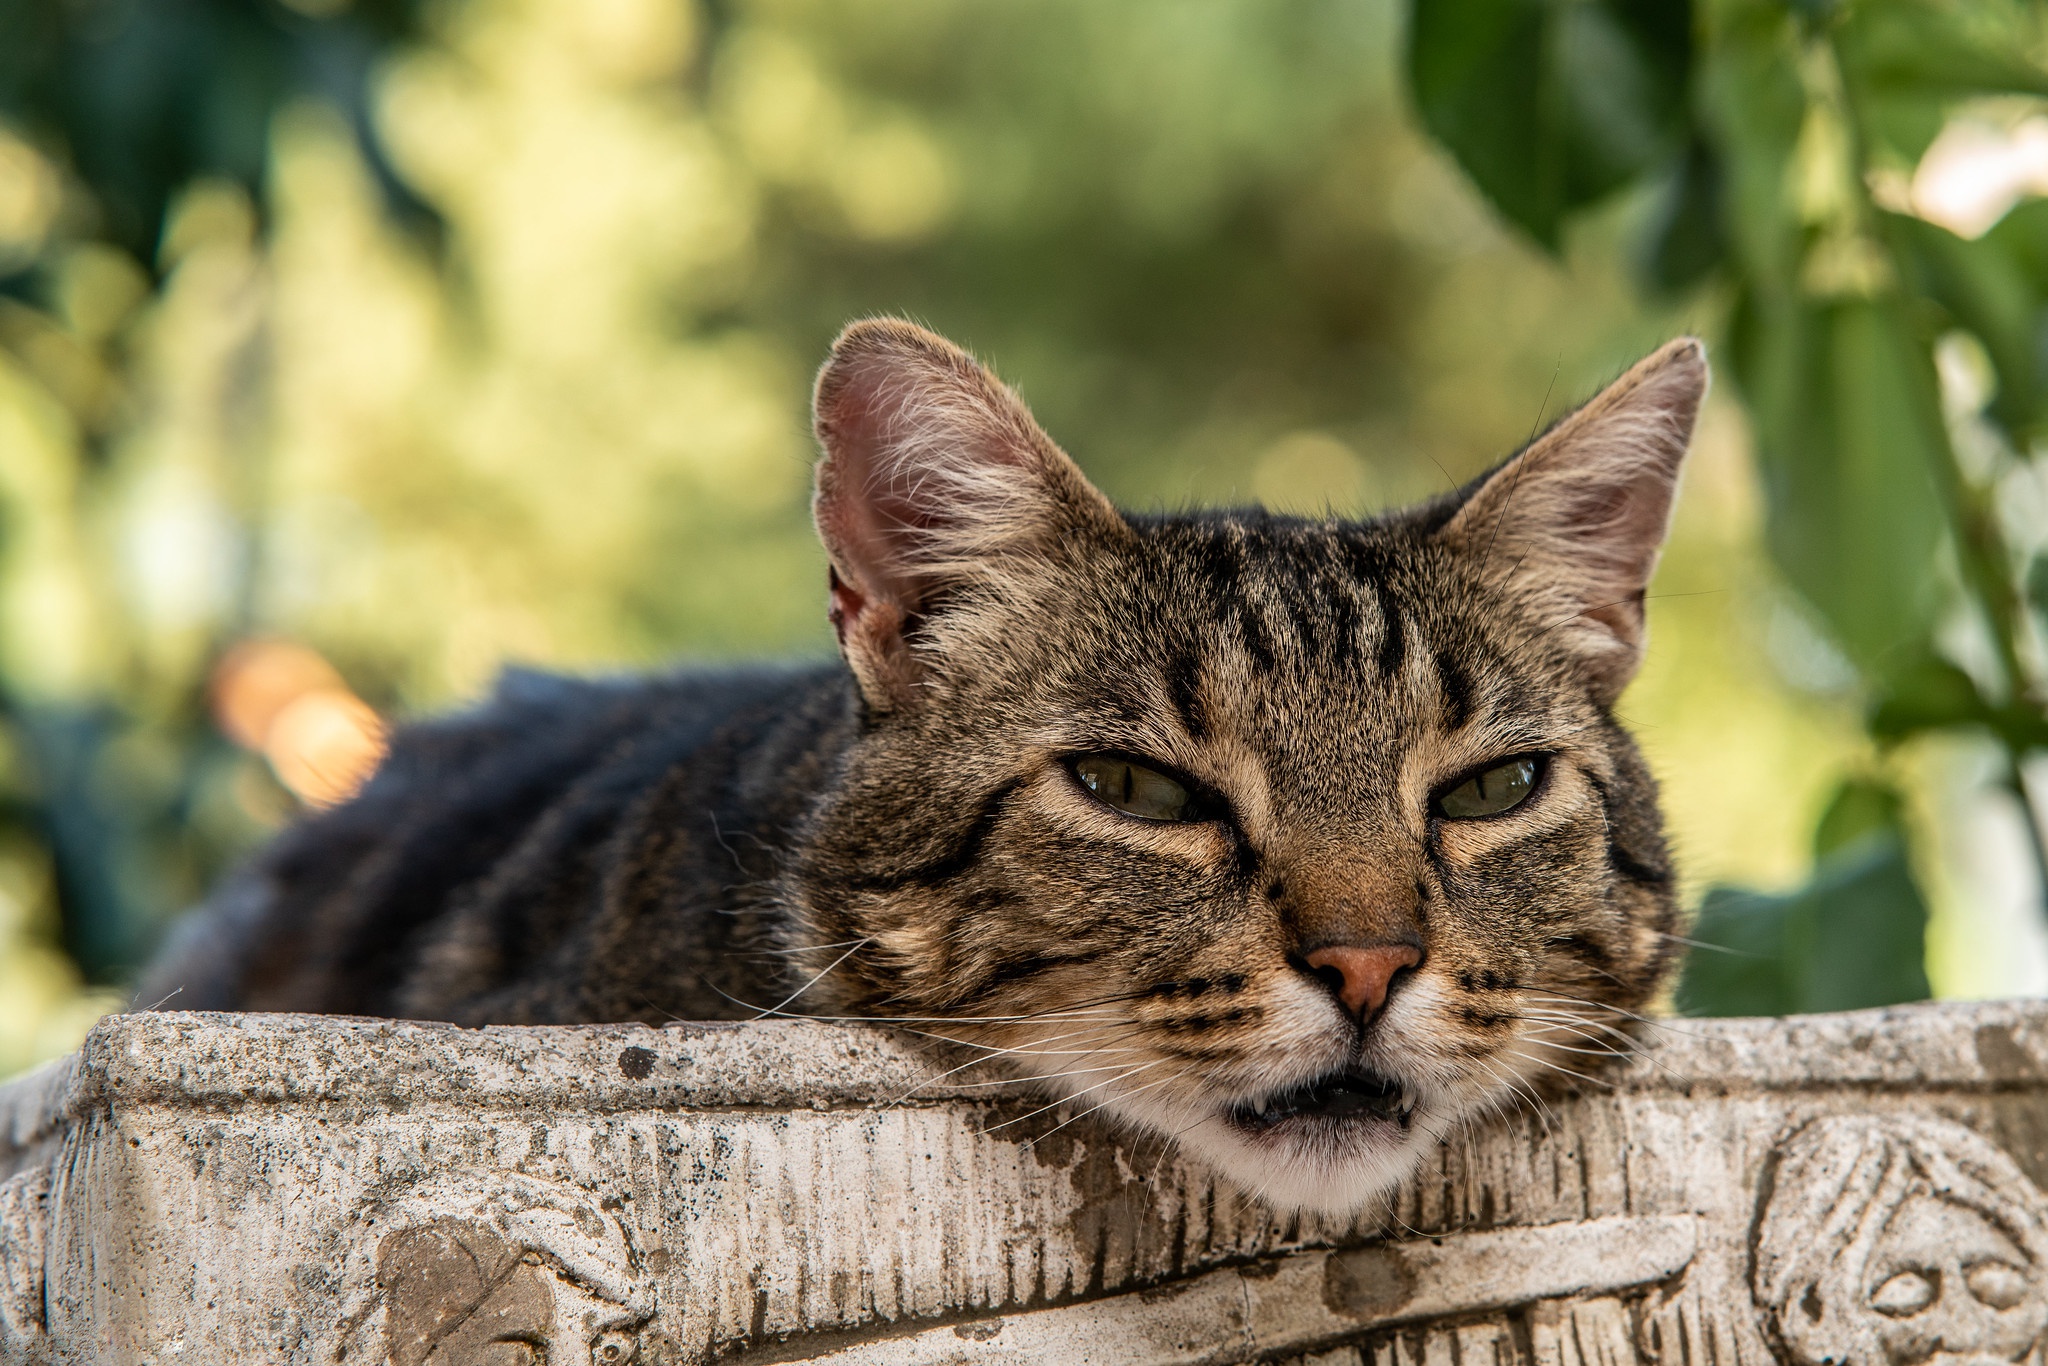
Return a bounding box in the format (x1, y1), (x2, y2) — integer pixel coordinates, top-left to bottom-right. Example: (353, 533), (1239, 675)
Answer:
(139, 318), (1704, 1214)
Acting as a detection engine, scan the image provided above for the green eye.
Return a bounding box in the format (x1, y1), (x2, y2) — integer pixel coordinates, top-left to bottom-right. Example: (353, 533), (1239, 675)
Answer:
(1072, 755), (1200, 822)
(1436, 756), (1543, 819)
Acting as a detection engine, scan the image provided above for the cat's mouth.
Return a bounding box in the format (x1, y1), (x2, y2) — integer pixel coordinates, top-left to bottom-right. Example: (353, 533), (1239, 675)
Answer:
(1226, 1067), (1415, 1135)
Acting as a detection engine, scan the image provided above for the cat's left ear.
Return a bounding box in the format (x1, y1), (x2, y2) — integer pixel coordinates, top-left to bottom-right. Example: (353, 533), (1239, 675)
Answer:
(1439, 338), (1707, 705)
(813, 318), (1125, 712)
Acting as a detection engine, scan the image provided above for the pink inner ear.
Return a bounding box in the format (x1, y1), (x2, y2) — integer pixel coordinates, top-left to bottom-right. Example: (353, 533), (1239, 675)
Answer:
(814, 342), (1053, 612)
(815, 369), (933, 607)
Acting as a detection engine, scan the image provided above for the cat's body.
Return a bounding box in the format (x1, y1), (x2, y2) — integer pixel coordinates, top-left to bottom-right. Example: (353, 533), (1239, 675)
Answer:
(145, 664), (855, 1023)
(142, 320), (1706, 1214)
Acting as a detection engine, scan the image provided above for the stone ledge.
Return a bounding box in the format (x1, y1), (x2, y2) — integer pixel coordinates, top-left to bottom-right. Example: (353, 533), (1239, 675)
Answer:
(3, 1002), (2048, 1364)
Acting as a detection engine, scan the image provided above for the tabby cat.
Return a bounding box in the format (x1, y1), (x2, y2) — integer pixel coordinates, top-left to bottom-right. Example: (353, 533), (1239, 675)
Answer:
(141, 319), (1704, 1213)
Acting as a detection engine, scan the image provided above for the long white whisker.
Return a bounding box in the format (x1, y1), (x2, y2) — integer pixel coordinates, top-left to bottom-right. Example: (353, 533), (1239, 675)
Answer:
(749, 938), (873, 1020)
(884, 1026), (1155, 1105)
(1025, 1069), (1190, 1148)
(981, 1059), (1173, 1134)
(1502, 1047), (1617, 1091)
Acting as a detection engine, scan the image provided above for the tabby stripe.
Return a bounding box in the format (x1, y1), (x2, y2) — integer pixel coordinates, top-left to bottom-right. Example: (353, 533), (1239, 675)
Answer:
(1321, 573), (1362, 671)
(1236, 600), (1278, 675)
(1435, 646), (1474, 730)
(1279, 566), (1324, 662)
(1191, 526), (1278, 675)
(1588, 774), (1674, 887)
(845, 779), (1022, 891)
(965, 951), (1094, 1002)
(1368, 574), (1406, 682)
(1546, 933), (1614, 970)
(1166, 652), (1208, 741)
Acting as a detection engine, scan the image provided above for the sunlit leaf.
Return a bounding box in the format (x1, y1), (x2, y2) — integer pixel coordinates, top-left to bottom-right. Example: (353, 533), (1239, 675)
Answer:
(1834, 1), (2048, 167)
(1884, 213), (2043, 443)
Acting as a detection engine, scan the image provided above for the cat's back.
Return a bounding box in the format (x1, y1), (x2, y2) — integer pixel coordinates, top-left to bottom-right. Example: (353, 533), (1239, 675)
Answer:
(140, 662), (854, 1023)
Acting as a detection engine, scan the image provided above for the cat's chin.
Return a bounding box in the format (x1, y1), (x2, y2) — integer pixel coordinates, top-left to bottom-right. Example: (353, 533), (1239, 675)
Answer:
(1106, 1074), (1450, 1217)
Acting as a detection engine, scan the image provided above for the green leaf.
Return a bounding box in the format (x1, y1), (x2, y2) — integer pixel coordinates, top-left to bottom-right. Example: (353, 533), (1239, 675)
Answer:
(1884, 211), (2045, 442)
(1834, 0), (2048, 102)
(1641, 135), (1729, 292)
(2029, 552), (2048, 623)
(1980, 197), (2048, 288)
(1677, 785), (1931, 1017)
(1867, 646), (1990, 740)
(1673, 884), (1793, 1016)
(1695, 4), (1807, 288)
(1811, 776), (1901, 857)
(1727, 294), (1948, 672)
(1407, 0), (1692, 249)
(1866, 641), (2048, 749)
(1835, 1), (2048, 167)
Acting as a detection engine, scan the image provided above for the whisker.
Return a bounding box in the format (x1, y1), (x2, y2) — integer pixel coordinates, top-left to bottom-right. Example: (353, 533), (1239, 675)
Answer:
(884, 1022), (1145, 1061)
(1502, 1047), (1617, 1091)
(748, 938), (874, 1019)
(1649, 930), (1753, 957)
(1517, 1009), (1696, 1087)
(942, 1060), (1157, 1090)
(980, 1060), (1172, 1134)
(1024, 1069), (1189, 1149)
(1521, 991), (1718, 1042)
(746, 938), (874, 959)
(881, 1025), (1155, 1104)
(1472, 1055), (1559, 1135)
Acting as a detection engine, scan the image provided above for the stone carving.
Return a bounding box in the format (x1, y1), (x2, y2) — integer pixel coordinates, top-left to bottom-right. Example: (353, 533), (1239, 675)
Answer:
(343, 1172), (652, 1366)
(1753, 1115), (2048, 1366)
(7, 1007), (2048, 1364)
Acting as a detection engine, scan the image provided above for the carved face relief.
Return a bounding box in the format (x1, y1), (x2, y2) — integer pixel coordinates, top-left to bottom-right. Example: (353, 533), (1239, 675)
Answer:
(1863, 1194), (2047, 1365)
(378, 1218), (643, 1366)
(339, 1172), (653, 1366)
(1753, 1116), (2048, 1366)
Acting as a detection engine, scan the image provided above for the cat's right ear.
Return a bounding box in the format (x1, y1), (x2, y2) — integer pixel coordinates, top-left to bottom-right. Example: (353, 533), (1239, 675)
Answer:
(813, 318), (1123, 712)
(1437, 338), (1707, 706)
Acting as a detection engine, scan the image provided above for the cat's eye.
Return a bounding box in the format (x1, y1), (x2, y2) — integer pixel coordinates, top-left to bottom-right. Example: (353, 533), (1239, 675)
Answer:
(1071, 755), (1201, 822)
(1435, 756), (1543, 820)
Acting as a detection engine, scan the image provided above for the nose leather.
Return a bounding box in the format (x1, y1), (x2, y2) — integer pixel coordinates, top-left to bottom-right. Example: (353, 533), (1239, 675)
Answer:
(1303, 943), (1423, 1021)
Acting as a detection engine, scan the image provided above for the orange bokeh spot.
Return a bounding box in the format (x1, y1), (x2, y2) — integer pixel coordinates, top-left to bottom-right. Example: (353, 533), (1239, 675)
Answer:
(211, 639), (388, 807)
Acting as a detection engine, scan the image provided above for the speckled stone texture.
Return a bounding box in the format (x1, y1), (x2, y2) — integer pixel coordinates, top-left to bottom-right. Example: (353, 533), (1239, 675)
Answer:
(3, 1002), (2048, 1364)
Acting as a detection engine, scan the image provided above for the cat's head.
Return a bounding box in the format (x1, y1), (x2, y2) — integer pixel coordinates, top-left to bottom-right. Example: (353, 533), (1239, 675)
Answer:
(790, 319), (1702, 1214)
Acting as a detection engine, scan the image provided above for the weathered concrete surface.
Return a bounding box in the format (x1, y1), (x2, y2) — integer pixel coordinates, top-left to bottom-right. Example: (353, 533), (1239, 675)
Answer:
(1, 1003), (2047, 1364)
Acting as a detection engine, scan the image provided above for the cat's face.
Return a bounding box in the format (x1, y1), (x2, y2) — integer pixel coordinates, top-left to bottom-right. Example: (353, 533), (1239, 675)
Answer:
(790, 320), (1702, 1214)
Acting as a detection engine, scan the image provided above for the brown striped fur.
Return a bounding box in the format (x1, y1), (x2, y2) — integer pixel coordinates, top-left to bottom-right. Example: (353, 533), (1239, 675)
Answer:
(141, 320), (1705, 1213)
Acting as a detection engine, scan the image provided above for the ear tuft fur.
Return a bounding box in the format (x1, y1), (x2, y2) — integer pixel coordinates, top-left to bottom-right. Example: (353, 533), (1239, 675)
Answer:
(812, 319), (1121, 711)
(1439, 338), (1708, 704)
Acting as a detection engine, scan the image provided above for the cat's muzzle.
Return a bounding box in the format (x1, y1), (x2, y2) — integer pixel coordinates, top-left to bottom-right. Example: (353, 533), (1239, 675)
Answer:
(1227, 1066), (1414, 1135)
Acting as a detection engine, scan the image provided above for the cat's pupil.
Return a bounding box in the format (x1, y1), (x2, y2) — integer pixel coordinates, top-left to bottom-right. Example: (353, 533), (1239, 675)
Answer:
(1073, 755), (1196, 822)
(1437, 757), (1540, 819)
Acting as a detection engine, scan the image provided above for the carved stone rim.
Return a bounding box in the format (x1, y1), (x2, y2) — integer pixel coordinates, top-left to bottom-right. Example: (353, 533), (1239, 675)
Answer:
(4, 999), (2047, 1169)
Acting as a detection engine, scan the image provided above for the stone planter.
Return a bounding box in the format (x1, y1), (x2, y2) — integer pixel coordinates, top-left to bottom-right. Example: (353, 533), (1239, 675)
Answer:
(2, 1001), (2047, 1364)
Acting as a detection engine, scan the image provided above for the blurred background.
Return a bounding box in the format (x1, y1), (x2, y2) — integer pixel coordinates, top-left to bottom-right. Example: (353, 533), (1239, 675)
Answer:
(2, 0), (2046, 1078)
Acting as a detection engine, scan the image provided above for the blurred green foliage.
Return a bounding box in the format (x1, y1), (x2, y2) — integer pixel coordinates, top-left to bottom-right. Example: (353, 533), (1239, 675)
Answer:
(1413, 0), (2048, 1014)
(3, 0), (2041, 1072)
(1676, 779), (1930, 1014)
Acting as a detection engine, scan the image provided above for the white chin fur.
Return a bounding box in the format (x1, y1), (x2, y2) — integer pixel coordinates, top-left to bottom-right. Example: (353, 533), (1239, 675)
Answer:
(1067, 978), (1517, 1215)
(1115, 1094), (1453, 1215)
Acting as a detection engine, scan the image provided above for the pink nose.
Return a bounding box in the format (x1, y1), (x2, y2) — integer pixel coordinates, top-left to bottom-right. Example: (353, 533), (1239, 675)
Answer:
(1303, 943), (1424, 1021)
